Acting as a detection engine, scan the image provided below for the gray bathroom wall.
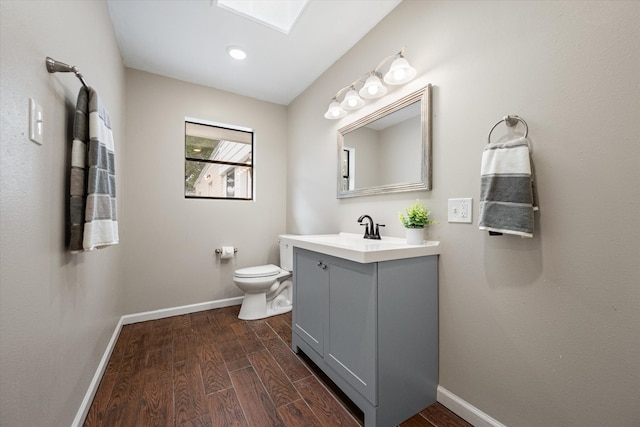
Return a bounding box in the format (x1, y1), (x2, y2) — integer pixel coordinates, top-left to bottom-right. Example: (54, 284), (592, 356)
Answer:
(2, 1), (638, 426)
(287, 1), (640, 426)
(121, 69), (288, 314)
(0, 1), (125, 426)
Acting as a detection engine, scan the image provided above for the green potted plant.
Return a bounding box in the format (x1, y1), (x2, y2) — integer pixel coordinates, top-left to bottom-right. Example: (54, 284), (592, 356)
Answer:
(398, 200), (436, 244)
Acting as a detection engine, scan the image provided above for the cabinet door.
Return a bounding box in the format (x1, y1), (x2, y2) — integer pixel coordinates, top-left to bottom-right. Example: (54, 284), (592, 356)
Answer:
(293, 248), (327, 356)
(326, 258), (377, 405)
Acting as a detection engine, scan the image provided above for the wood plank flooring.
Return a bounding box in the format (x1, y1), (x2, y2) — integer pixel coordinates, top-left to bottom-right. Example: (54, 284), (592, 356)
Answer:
(84, 305), (471, 427)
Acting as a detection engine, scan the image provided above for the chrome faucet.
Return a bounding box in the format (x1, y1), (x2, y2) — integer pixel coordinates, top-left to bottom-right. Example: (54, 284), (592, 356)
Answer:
(357, 214), (385, 240)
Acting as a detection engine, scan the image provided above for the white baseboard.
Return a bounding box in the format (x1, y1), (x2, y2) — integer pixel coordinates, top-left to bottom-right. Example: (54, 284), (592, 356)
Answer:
(71, 296), (243, 426)
(437, 385), (506, 427)
(121, 296), (243, 325)
(71, 316), (124, 427)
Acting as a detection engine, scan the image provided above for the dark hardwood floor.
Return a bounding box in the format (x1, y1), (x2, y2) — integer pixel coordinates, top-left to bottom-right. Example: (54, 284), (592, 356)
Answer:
(84, 305), (471, 427)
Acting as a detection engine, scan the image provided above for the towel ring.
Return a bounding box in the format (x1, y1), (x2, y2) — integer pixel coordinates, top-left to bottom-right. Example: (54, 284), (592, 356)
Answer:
(487, 115), (528, 144)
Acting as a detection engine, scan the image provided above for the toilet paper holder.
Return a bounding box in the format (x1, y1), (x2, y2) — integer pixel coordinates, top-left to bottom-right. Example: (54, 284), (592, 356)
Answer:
(215, 247), (238, 254)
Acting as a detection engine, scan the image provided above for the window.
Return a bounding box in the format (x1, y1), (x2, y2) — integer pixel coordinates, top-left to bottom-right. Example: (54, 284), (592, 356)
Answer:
(185, 118), (253, 200)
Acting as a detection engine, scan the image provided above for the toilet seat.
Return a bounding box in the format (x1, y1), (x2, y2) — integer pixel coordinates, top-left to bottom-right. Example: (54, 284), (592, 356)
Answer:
(235, 264), (281, 278)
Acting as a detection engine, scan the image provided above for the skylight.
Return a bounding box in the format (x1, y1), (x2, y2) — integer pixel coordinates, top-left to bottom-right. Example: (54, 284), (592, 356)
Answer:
(216, 0), (310, 34)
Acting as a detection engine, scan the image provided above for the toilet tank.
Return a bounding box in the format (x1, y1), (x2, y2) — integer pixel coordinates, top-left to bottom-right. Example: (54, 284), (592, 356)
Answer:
(279, 237), (294, 271)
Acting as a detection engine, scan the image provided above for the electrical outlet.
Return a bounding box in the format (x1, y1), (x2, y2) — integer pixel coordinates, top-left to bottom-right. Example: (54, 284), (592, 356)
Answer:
(448, 198), (473, 223)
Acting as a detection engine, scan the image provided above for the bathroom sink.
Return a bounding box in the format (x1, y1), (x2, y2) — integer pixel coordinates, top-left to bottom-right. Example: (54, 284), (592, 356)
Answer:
(280, 232), (440, 263)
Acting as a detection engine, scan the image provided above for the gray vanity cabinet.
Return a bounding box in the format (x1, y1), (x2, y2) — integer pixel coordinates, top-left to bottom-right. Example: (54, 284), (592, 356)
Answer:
(292, 248), (328, 355)
(292, 247), (439, 427)
(293, 248), (377, 401)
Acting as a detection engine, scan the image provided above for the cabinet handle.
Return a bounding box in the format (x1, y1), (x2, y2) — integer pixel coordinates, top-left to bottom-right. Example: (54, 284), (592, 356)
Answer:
(317, 261), (327, 270)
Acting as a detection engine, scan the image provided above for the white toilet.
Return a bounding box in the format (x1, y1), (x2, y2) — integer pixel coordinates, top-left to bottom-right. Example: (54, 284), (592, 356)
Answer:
(233, 239), (293, 320)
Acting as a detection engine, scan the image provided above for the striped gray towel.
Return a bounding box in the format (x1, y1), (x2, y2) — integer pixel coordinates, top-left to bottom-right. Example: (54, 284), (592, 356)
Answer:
(69, 89), (89, 252)
(68, 88), (119, 252)
(479, 137), (538, 237)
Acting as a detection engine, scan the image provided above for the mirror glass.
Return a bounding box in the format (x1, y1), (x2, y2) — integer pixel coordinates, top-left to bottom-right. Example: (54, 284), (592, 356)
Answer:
(337, 85), (432, 198)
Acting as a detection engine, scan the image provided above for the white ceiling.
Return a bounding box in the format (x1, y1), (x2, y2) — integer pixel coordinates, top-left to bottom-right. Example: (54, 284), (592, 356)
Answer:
(107, 0), (402, 106)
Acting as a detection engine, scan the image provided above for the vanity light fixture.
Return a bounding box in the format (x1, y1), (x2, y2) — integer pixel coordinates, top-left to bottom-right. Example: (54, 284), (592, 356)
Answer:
(384, 55), (417, 84)
(340, 86), (366, 110)
(324, 98), (347, 119)
(324, 47), (417, 120)
(359, 72), (387, 99)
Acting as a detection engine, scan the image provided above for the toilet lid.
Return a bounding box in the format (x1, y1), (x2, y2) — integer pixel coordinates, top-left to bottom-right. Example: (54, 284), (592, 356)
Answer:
(235, 264), (281, 278)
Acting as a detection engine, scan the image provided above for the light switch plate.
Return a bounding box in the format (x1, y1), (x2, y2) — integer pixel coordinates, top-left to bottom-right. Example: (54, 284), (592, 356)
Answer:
(448, 198), (473, 223)
(29, 98), (43, 145)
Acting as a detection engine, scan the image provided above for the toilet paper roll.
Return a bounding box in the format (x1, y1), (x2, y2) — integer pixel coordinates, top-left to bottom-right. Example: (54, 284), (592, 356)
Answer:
(220, 246), (235, 260)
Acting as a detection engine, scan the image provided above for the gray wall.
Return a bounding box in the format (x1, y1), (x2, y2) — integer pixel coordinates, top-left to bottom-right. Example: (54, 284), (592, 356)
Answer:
(287, 1), (640, 426)
(2, 1), (638, 426)
(121, 69), (288, 314)
(0, 1), (125, 426)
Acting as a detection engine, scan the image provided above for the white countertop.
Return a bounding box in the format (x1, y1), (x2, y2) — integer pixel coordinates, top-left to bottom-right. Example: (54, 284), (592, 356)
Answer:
(280, 232), (440, 264)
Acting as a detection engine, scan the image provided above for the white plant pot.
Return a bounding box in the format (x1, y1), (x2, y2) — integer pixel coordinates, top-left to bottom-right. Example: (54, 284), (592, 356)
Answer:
(405, 227), (424, 245)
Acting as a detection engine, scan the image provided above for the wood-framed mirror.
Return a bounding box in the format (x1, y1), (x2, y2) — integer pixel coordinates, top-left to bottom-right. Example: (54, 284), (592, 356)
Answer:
(337, 85), (432, 198)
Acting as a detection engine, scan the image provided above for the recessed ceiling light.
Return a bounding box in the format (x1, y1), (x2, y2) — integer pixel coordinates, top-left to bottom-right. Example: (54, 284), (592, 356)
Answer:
(227, 46), (247, 60)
